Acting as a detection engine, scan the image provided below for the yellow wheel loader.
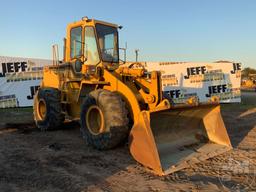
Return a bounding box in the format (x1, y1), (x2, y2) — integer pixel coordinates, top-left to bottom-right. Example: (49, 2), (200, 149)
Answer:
(33, 17), (232, 175)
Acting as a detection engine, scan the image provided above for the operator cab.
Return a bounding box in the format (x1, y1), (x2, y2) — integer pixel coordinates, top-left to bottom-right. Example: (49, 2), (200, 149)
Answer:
(64, 17), (119, 73)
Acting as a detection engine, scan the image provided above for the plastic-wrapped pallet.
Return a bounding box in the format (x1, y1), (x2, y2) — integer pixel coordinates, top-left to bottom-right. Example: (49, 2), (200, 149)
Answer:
(0, 56), (50, 108)
(129, 61), (241, 104)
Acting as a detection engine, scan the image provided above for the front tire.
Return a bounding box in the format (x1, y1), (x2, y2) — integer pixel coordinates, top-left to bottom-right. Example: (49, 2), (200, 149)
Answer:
(80, 89), (129, 150)
(34, 88), (65, 130)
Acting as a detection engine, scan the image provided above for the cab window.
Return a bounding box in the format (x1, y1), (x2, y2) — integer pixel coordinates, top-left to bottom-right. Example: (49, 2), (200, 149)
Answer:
(70, 27), (82, 59)
(84, 27), (100, 65)
(96, 24), (119, 63)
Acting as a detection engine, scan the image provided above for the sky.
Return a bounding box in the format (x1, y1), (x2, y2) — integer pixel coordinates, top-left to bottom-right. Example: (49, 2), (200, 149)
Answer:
(0, 0), (255, 68)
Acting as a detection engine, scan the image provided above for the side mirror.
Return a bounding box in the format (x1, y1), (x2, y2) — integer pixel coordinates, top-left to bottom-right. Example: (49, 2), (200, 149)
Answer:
(74, 58), (83, 73)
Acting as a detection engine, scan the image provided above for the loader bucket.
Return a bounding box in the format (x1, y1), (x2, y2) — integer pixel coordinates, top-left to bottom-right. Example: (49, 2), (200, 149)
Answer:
(129, 104), (232, 176)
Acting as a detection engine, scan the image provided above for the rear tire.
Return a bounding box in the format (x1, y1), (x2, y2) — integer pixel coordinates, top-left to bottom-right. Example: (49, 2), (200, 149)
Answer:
(80, 89), (129, 150)
(34, 88), (65, 130)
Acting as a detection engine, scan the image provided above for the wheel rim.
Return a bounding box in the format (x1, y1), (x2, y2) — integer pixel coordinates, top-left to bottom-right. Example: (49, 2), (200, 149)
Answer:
(38, 99), (47, 120)
(86, 105), (105, 135)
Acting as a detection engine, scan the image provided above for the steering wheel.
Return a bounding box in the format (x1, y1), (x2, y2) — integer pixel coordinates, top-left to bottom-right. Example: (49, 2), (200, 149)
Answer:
(102, 48), (115, 54)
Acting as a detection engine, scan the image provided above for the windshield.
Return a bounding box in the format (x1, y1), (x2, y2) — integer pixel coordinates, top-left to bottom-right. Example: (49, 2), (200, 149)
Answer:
(96, 24), (119, 63)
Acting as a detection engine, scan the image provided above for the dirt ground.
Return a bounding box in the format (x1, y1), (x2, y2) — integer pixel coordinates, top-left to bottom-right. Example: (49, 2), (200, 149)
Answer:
(0, 92), (256, 192)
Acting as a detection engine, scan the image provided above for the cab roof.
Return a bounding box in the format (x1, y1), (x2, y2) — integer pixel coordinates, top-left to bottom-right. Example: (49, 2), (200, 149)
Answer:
(67, 17), (119, 29)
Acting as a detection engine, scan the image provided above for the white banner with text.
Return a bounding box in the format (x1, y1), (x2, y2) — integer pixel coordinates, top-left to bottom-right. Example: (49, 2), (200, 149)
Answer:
(0, 56), (241, 108)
